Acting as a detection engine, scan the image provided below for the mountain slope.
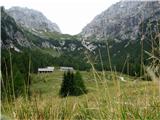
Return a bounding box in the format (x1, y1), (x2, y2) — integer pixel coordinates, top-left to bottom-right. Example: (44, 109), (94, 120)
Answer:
(80, 1), (160, 76)
(7, 7), (61, 33)
(81, 1), (160, 41)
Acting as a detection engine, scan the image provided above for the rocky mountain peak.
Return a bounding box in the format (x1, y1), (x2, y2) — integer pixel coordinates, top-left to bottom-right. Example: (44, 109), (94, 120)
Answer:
(81, 1), (160, 41)
(7, 7), (61, 33)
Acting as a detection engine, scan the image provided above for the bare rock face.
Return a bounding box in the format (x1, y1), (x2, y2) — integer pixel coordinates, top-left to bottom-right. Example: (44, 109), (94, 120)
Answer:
(1, 7), (31, 48)
(7, 7), (61, 33)
(14, 31), (30, 47)
(81, 1), (160, 41)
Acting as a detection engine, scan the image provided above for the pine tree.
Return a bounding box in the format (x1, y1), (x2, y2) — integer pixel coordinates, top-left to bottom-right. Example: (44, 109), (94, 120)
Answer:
(59, 70), (87, 97)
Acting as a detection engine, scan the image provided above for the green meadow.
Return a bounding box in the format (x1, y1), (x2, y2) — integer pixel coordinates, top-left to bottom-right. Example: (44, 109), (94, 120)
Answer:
(1, 71), (160, 120)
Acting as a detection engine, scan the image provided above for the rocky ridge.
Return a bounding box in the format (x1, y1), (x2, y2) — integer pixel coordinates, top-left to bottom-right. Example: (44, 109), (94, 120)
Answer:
(81, 1), (160, 41)
(7, 7), (61, 33)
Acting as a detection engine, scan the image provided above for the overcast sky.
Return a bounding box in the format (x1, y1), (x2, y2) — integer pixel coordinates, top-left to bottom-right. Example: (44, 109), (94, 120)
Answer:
(1, 0), (120, 35)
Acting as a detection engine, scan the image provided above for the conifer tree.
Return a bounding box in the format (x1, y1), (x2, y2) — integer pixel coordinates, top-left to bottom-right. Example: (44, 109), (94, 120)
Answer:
(59, 70), (87, 97)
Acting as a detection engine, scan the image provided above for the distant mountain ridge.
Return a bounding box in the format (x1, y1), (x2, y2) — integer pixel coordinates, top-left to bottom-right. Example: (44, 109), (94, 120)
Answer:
(81, 1), (160, 41)
(7, 7), (61, 33)
(1, 7), (82, 54)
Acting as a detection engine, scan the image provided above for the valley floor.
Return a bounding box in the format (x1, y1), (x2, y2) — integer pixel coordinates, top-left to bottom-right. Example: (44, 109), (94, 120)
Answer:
(1, 71), (160, 119)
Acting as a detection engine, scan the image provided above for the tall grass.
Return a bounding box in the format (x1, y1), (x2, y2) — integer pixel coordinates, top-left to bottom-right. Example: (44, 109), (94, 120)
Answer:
(1, 72), (160, 119)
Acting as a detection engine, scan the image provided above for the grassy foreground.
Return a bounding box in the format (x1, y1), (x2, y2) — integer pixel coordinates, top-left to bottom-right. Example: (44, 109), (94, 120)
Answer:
(1, 71), (160, 120)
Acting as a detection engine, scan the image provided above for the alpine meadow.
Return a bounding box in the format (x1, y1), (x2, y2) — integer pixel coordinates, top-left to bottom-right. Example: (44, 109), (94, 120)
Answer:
(1, 1), (160, 120)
